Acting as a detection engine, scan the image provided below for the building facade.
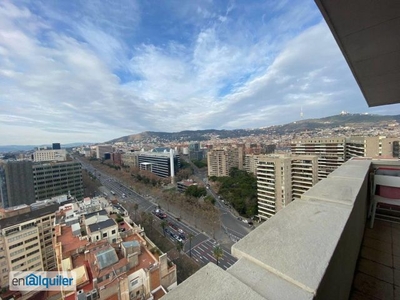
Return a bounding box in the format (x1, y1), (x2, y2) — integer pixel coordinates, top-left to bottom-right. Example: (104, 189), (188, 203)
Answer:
(0, 161), (35, 207)
(0, 203), (59, 289)
(95, 144), (113, 159)
(33, 149), (67, 162)
(346, 136), (400, 159)
(32, 161), (83, 201)
(291, 137), (346, 180)
(207, 147), (244, 177)
(137, 151), (180, 178)
(257, 154), (318, 221)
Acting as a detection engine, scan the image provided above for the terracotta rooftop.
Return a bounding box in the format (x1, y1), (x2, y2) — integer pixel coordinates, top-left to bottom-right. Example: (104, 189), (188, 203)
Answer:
(56, 225), (88, 257)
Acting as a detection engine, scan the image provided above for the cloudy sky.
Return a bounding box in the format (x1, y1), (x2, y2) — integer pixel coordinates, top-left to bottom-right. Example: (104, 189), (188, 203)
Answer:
(1, 0), (399, 145)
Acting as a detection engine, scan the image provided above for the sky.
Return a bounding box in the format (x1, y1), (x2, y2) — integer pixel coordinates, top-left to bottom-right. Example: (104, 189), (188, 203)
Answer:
(1, 0), (399, 145)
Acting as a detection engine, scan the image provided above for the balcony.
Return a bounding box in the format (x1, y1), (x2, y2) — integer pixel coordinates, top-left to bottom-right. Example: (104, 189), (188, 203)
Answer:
(162, 159), (400, 300)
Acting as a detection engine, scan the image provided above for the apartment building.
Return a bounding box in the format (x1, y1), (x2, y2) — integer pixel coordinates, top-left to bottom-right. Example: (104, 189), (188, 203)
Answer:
(346, 136), (400, 159)
(244, 154), (261, 175)
(207, 146), (244, 177)
(0, 202), (63, 289)
(257, 154), (318, 221)
(291, 136), (400, 180)
(32, 161), (83, 201)
(291, 137), (346, 180)
(33, 149), (67, 162)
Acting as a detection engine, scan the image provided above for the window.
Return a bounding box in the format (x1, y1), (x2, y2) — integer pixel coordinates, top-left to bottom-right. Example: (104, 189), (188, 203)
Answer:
(111, 230), (116, 235)
(102, 232), (107, 238)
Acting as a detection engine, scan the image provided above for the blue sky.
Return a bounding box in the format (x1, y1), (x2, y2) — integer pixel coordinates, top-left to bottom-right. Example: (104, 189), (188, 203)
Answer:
(1, 0), (399, 145)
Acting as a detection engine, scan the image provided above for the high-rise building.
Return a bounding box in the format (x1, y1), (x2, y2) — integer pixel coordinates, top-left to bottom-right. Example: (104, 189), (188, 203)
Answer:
(207, 146), (244, 177)
(0, 161), (35, 207)
(257, 154), (318, 221)
(0, 161), (83, 208)
(346, 136), (400, 159)
(0, 202), (62, 288)
(32, 161), (83, 201)
(291, 137), (346, 180)
(52, 143), (61, 150)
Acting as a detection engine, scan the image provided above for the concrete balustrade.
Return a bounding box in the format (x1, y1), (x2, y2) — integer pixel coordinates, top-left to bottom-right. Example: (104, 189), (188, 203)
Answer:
(162, 160), (372, 300)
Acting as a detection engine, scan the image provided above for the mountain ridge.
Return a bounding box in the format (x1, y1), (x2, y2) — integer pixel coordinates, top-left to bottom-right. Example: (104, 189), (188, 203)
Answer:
(107, 113), (400, 143)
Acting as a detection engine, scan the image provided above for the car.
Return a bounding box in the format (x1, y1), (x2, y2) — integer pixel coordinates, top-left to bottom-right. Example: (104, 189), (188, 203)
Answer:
(178, 229), (184, 234)
(120, 222), (124, 225)
(176, 237), (183, 243)
(164, 228), (170, 234)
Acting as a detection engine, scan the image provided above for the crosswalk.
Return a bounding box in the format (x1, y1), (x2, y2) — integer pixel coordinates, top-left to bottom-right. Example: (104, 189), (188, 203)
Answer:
(187, 239), (237, 270)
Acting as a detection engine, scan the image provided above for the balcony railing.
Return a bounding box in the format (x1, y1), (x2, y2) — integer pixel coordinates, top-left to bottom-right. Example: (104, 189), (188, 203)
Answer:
(162, 159), (400, 300)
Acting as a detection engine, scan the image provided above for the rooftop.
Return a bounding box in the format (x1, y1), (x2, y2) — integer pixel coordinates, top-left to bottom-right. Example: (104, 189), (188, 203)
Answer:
(56, 225), (88, 257)
(87, 218), (116, 233)
(0, 203), (59, 229)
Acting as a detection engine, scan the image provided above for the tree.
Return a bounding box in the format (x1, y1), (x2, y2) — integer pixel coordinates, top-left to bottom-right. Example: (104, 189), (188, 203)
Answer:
(213, 245), (223, 266)
(176, 240), (184, 256)
(133, 203), (139, 221)
(188, 233), (194, 258)
(160, 220), (168, 236)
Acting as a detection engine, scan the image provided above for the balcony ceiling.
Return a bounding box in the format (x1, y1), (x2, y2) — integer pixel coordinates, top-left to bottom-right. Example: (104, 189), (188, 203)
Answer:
(315, 0), (400, 107)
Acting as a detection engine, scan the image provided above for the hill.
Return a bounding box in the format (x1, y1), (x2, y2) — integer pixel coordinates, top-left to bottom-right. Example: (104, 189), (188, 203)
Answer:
(108, 113), (400, 143)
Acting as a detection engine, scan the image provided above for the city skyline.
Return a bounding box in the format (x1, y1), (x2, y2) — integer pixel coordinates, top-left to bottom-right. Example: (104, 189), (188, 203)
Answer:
(1, 0), (400, 146)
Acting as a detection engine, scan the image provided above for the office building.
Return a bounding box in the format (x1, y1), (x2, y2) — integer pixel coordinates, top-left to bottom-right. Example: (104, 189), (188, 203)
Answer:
(137, 150), (180, 178)
(33, 149), (67, 162)
(207, 146), (244, 177)
(0, 161), (35, 207)
(291, 137), (346, 180)
(257, 154), (318, 221)
(32, 161), (83, 201)
(95, 144), (113, 160)
(52, 143), (61, 150)
(0, 161), (83, 208)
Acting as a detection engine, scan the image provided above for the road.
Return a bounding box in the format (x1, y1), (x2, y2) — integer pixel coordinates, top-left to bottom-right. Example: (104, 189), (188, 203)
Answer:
(75, 155), (238, 270)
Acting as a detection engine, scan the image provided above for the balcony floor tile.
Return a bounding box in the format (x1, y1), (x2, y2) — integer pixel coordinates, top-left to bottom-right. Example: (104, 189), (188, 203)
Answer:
(352, 219), (398, 300)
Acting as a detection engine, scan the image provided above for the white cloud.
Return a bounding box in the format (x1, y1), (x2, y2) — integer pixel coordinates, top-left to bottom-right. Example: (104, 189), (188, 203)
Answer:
(0, 0), (398, 146)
